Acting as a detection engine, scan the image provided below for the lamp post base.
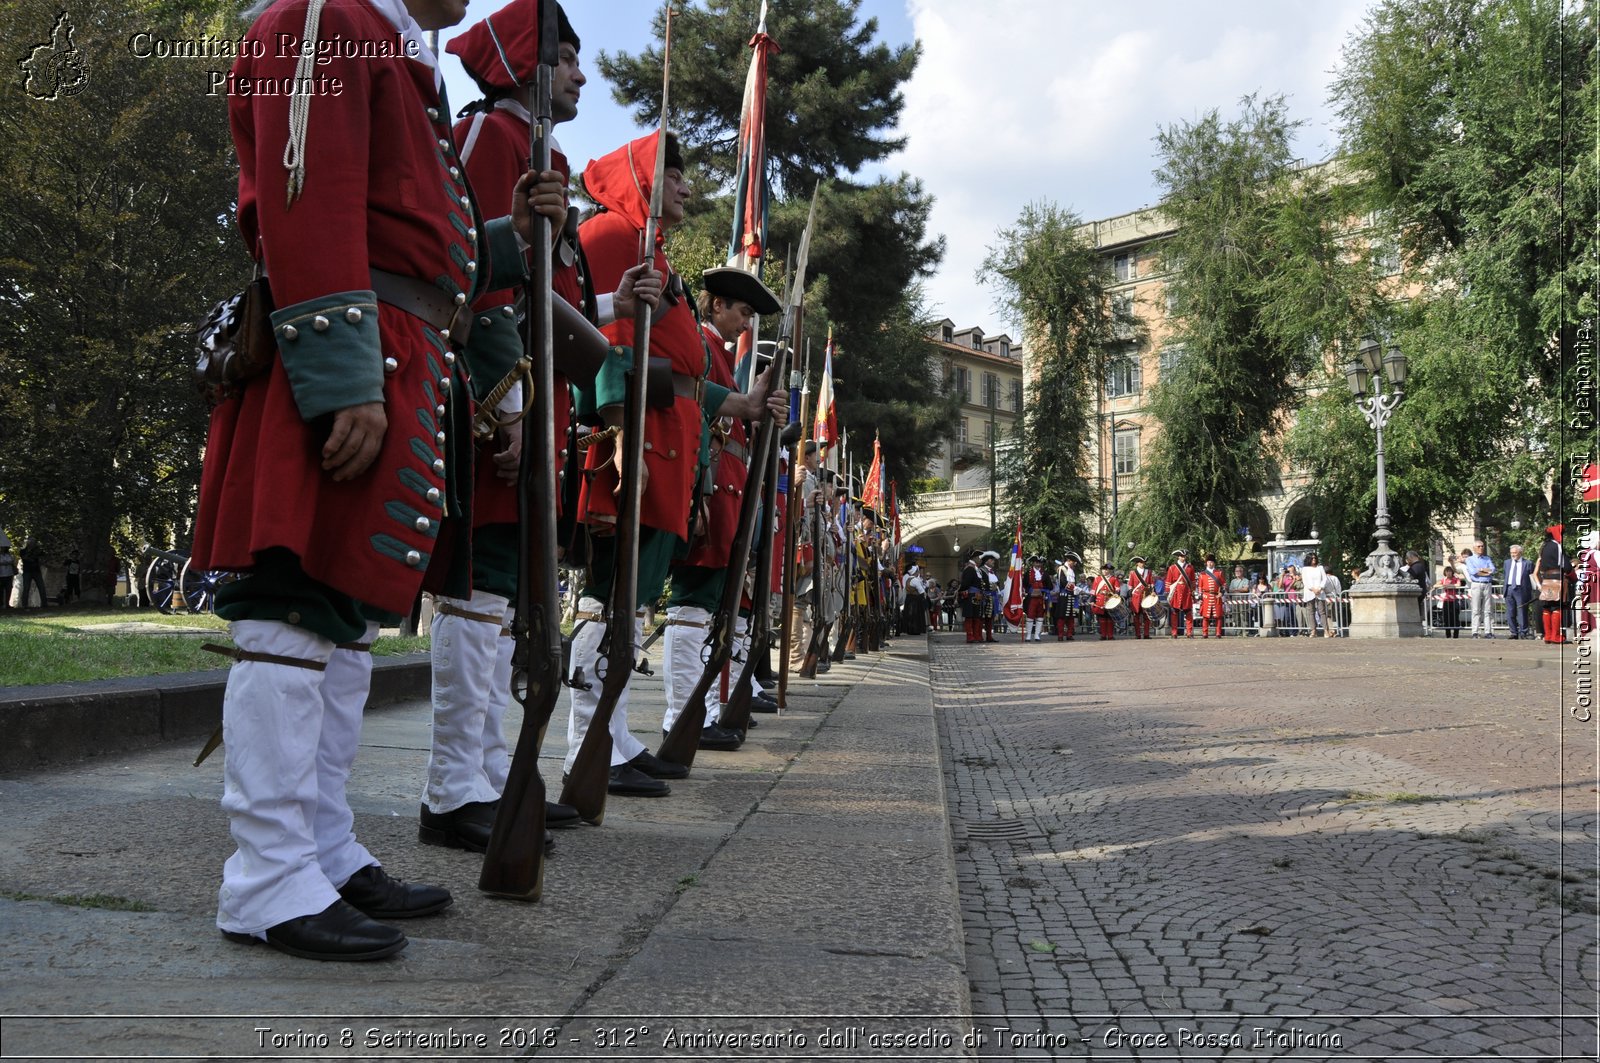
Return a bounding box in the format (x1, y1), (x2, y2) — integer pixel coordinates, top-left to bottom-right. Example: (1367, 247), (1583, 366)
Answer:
(1346, 583), (1424, 638)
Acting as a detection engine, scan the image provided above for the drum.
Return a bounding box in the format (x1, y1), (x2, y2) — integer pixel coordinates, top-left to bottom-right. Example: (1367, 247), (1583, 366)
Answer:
(1104, 594), (1129, 622)
(1140, 593), (1160, 612)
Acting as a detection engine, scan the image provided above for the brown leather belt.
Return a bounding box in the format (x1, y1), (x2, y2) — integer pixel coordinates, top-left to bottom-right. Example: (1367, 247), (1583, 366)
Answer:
(723, 439), (749, 464)
(666, 618), (708, 629)
(672, 371), (703, 404)
(369, 268), (473, 345)
(436, 601), (502, 626)
(202, 643), (326, 671)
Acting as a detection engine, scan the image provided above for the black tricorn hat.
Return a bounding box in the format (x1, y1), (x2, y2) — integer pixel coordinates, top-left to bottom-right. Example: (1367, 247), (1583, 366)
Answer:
(780, 420), (803, 445)
(1172, 548), (1188, 557)
(702, 267), (781, 316)
(1129, 555), (1146, 565)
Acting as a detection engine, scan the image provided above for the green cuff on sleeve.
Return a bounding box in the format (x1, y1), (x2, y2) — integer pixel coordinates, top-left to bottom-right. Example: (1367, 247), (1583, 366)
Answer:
(574, 346), (633, 417)
(271, 291), (383, 421)
(700, 381), (732, 420)
(461, 317), (524, 402)
(482, 217), (530, 292)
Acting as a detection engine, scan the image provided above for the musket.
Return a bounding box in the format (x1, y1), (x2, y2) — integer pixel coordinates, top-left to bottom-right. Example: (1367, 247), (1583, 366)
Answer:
(775, 338), (812, 704)
(478, 0), (562, 901)
(832, 455), (854, 661)
(559, 1), (675, 825)
(720, 188), (818, 738)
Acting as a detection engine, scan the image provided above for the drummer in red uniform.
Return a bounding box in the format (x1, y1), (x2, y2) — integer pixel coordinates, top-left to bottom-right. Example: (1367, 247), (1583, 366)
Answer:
(1196, 553), (1226, 638)
(1165, 548), (1196, 638)
(1092, 562), (1122, 641)
(1124, 556), (1156, 640)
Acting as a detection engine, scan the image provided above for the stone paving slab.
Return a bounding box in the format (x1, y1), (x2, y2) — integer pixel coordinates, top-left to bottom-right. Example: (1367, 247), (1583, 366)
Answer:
(0, 642), (972, 1060)
(932, 632), (1599, 1060)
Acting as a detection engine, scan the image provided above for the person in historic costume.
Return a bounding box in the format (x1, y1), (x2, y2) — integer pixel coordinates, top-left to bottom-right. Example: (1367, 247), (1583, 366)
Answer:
(1052, 553), (1080, 641)
(1020, 554), (1049, 642)
(1091, 562), (1121, 641)
(1578, 530), (1600, 644)
(901, 560), (928, 636)
(1165, 548), (1197, 638)
(659, 267), (781, 753)
(1196, 553), (1226, 637)
(1124, 556), (1156, 640)
(420, 0), (605, 853)
(568, 132), (785, 796)
(1537, 524), (1570, 644)
(958, 549), (986, 643)
(980, 551), (1002, 642)
(191, 0), (556, 961)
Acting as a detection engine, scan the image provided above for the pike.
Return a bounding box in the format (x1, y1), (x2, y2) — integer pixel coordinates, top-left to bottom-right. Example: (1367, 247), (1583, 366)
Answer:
(478, 0), (563, 900)
(659, 189), (818, 764)
(775, 338), (810, 704)
(559, 1), (676, 825)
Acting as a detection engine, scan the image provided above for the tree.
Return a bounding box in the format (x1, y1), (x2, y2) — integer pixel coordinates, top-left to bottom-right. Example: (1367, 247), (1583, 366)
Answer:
(598, 0), (951, 494)
(1292, 0), (1597, 556)
(0, 0), (248, 596)
(981, 202), (1125, 557)
(1119, 95), (1373, 562)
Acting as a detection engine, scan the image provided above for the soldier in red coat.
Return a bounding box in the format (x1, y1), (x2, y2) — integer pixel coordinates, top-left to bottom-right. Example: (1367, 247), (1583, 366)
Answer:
(1091, 563), (1121, 641)
(1020, 555), (1050, 642)
(1125, 556), (1156, 640)
(419, 0), (603, 855)
(567, 132), (785, 797)
(191, 0), (546, 961)
(1165, 549), (1197, 638)
(1196, 553), (1226, 637)
(660, 268), (780, 753)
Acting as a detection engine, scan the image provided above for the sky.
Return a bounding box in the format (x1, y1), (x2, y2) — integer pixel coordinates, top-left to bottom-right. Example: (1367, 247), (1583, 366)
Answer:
(438, 0), (1374, 339)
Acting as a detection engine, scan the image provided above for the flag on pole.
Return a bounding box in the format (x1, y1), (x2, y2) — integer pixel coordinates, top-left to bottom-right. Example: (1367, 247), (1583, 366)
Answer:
(727, 2), (777, 273)
(814, 328), (838, 453)
(861, 434), (884, 514)
(1001, 517), (1025, 624)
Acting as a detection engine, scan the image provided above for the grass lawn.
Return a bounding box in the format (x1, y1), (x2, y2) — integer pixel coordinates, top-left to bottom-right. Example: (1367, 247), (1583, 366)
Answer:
(0, 607), (429, 688)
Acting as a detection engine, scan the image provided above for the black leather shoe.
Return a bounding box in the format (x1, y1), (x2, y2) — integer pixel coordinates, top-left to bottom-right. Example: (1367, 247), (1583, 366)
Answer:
(815, 658), (831, 673)
(544, 829), (555, 853)
(608, 764), (670, 796)
(338, 865), (452, 919)
(698, 724), (743, 751)
(224, 900), (406, 962)
(546, 800), (582, 830)
(751, 693), (779, 713)
(627, 748), (689, 779)
(844, 652), (856, 660)
(418, 801), (496, 853)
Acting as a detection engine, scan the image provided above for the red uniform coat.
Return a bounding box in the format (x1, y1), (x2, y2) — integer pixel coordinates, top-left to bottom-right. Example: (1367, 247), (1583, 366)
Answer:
(193, 0), (520, 615)
(1021, 565), (1049, 619)
(681, 323), (746, 568)
(1092, 574), (1121, 615)
(1197, 567), (1225, 619)
(1126, 568), (1156, 611)
(1166, 561), (1196, 611)
(453, 102), (580, 527)
(574, 134), (725, 540)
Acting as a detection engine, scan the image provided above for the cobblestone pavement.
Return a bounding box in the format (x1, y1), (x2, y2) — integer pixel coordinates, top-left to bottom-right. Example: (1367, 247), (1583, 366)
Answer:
(932, 632), (1599, 1060)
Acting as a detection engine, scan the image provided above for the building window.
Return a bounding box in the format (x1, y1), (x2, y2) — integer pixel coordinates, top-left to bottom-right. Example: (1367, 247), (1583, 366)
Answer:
(941, 323), (953, 342)
(952, 365), (970, 401)
(999, 340), (1010, 358)
(984, 420), (995, 444)
(1010, 379), (1023, 412)
(958, 418), (968, 442)
(1159, 345), (1186, 372)
(1105, 351), (1142, 398)
(1114, 429), (1140, 476)
(1373, 237), (1401, 276)
(971, 331), (984, 349)
(983, 372), (998, 408)
(1114, 253), (1136, 282)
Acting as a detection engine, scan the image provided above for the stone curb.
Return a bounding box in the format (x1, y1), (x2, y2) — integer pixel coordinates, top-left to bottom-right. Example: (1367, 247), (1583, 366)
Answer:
(0, 653), (431, 774)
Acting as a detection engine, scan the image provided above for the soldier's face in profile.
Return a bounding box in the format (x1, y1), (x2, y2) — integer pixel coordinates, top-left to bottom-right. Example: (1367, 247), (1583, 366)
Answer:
(553, 45), (585, 122)
(661, 168), (692, 227)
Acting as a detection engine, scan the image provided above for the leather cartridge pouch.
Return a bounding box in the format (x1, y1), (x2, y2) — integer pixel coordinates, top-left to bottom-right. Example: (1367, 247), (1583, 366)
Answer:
(646, 356), (675, 409)
(194, 272), (276, 406)
(552, 293), (609, 389)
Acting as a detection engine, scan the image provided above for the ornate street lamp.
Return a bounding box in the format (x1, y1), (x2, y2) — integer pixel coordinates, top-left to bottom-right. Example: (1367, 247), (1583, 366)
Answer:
(1346, 336), (1408, 584)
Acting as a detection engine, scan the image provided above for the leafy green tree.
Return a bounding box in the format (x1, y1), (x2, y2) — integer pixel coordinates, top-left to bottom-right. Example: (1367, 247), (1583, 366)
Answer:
(599, 0), (951, 494)
(1292, 0), (1597, 555)
(1119, 95), (1373, 562)
(0, 0), (248, 597)
(981, 202), (1126, 558)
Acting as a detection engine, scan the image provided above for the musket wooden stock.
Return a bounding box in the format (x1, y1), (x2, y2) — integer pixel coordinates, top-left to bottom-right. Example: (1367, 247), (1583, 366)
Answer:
(656, 343), (788, 768)
(558, 2), (675, 825)
(480, 0), (560, 901)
